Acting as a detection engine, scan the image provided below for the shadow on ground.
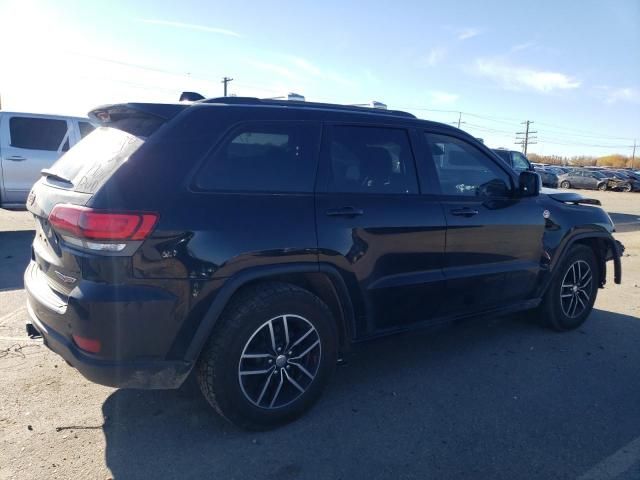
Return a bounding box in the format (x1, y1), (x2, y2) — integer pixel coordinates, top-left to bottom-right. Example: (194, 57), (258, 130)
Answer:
(0, 230), (34, 291)
(103, 309), (640, 480)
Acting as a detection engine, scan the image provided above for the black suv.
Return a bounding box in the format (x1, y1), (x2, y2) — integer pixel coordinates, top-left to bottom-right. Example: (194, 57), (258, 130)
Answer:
(24, 98), (623, 429)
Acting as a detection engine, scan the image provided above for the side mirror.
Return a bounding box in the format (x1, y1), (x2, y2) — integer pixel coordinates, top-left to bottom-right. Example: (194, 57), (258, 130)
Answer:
(519, 171), (540, 197)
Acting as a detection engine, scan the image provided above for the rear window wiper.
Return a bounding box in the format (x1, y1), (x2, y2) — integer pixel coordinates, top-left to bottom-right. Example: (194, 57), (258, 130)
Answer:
(41, 169), (73, 185)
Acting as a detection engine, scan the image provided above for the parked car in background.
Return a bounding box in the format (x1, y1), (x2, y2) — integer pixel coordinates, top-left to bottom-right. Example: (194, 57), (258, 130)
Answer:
(544, 166), (571, 175)
(24, 97), (623, 429)
(599, 170), (638, 192)
(619, 170), (640, 184)
(558, 169), (610, 190)
(491, 148), (534, 173)
(533, 166), (559, 188)
(0, 112), (95, 209)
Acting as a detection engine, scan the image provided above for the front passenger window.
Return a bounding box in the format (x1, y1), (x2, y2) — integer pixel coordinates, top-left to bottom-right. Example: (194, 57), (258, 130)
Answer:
(424, 133), (512, 197)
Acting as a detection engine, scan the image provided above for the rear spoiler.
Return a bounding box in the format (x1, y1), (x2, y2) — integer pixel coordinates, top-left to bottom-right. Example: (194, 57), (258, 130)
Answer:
(179, 91), (205, 102)
(88, 103), (187, 137)
(88, 103), (186, 123)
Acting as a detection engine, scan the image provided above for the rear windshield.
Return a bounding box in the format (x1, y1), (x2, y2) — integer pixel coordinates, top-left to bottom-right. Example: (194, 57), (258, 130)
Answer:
(47, 126), (144, 194)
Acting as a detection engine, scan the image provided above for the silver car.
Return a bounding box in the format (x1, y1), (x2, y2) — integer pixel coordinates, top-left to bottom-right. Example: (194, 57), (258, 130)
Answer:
(0, 112), (95, 208)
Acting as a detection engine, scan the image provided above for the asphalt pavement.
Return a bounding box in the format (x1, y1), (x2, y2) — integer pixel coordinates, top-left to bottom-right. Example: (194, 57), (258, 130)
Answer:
(1, 191), (639, 479)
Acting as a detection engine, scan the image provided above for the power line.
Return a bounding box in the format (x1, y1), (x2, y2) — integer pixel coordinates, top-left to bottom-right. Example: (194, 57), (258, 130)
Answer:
(533, 121), (634, 140)
(463, 123), (515, 135)
(538, 139), (636, 148)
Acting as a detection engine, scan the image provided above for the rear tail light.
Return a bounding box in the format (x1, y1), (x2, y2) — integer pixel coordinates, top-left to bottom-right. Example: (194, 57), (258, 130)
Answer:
(49, 204), (158, 252)
(72, 334), (101, 353)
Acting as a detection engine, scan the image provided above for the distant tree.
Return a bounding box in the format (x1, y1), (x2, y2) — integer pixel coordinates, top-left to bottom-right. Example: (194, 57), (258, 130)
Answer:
(528, 153), (565, 165)
(569, 156), (597, 167)
(597, 154), (629, 168)
(528, 152), (635, 168)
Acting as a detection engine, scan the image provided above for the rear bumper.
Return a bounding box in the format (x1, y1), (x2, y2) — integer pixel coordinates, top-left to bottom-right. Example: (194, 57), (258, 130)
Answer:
(24, 261), (192, 389)
(26, 302), (191, 388)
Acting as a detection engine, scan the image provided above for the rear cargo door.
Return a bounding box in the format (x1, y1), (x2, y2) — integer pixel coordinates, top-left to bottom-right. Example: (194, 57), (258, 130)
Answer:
(26, 104), (181, 296)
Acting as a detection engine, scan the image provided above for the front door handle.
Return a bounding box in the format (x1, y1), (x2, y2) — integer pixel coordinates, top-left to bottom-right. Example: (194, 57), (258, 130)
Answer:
(7, 155), (26, 161)
(450, 207), (479, 217)
(326, 206), (364, 217)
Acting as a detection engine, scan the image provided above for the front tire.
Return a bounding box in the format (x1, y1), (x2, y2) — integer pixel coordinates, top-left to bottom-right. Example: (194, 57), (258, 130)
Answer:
(196, 282), (338, 430)
(538, 245), (598, 331)
(598, 183), (607, 191)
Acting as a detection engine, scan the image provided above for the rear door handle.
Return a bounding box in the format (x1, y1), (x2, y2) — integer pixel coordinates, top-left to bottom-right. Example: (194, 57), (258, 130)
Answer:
(450, 207), (479, 217)
(326, 206), (364, 217)
(7, 155), (26, 161)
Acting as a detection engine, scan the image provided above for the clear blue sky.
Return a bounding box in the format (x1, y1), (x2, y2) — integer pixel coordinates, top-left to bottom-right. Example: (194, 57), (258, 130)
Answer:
(0, 0), (638, 157)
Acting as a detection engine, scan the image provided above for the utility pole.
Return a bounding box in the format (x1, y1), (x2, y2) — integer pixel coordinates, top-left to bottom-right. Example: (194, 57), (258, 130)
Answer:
(515, 120), (537, 155)
(632, 139), (636, 169)
(221, 77), (234, 97)
(450, 112), (466, 129)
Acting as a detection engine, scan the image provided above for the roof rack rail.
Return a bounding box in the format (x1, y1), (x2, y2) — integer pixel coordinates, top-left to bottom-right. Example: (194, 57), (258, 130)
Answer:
(201, 96), (416, 118)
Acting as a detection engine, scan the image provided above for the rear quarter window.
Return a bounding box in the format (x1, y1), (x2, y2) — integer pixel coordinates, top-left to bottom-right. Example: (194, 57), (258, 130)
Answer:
(194, 122), (319, 193)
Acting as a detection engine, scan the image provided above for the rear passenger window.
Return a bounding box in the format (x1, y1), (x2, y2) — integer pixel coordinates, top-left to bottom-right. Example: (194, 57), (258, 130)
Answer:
(9, 117), (68, 151)
(195, 122), (318, 193)
(325, 126), (418, 194)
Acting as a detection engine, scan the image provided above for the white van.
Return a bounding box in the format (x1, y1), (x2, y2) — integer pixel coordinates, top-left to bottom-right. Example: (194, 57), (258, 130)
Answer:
(0, 112), (95, 209)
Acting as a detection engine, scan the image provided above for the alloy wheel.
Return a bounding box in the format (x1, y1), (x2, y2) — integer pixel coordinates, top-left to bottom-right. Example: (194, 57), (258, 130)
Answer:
(560, 260), (593, 319)
(238, 314), (321, 409)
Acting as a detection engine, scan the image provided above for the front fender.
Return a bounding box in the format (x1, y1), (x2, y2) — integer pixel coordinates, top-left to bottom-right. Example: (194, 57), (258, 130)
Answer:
(538, 229), (622, 298)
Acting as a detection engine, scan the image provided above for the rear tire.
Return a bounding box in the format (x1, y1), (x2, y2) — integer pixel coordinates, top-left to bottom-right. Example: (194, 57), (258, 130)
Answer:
(538, 245), (598, 331)
(560, 180), (571, 189)
(598, 183), (607, 191)
(196, 282), (338, 430)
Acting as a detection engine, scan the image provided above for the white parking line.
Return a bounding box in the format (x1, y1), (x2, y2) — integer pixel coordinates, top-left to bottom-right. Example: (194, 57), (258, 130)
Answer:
(0, 336), (40, 342)
(579, 436), (640, 480)
(0, 306), (26, 324)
